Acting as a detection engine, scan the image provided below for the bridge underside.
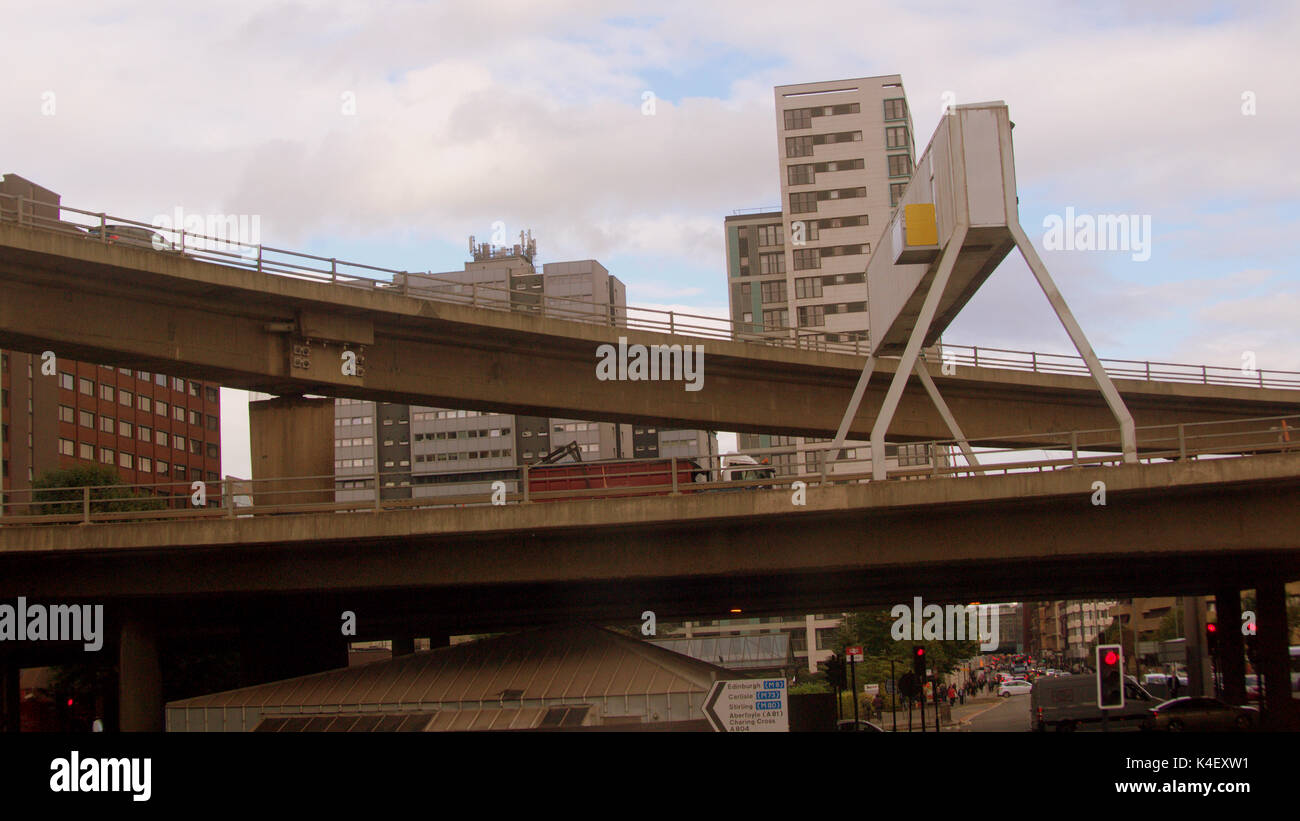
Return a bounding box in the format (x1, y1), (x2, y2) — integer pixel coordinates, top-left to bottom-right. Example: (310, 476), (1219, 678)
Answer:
(2, 226), (1297, 450)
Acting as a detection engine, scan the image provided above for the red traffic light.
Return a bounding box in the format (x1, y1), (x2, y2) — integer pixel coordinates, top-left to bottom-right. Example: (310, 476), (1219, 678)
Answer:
(1206, 623), (1217, 633)
(1103, 650), (1118, 666)
(914, 647), (925, 657)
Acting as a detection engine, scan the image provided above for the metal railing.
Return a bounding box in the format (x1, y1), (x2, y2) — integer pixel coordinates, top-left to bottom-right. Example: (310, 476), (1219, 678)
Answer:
(1, 414), (1295, 527)
(2, 192), (1298, 390)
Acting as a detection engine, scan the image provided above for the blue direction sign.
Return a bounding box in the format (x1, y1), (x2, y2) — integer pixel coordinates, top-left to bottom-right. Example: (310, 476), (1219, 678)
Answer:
(704, 678), (789, 732)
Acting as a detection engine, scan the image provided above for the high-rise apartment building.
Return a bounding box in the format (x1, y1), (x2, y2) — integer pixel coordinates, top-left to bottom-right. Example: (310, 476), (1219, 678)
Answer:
(333, 241), (715, 503)
(724, 75), (929, 477)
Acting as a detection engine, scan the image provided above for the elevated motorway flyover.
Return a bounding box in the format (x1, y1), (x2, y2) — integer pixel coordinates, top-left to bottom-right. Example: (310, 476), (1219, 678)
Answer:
(1, 221), (1298, 451)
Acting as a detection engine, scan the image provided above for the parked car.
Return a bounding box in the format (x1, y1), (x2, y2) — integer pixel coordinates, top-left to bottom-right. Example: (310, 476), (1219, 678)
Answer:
(1145, 697), (1258, 732)
(86, 224), (169, 251)
(999, 679), (1033, 697)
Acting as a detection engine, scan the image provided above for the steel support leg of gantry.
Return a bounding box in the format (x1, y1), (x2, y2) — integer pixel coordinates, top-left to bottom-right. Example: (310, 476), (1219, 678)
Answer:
(1009, 221), (1136, 462)
(869, 224), (969, 480)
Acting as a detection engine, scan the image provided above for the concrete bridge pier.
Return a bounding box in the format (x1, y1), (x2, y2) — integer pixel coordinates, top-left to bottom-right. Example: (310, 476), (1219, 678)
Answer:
(1, 661), (19, 732)
(391, 636), (414, 657)
(118, 608), (164, 732)
(1254, 578), (1298, 730)
(1214, 586), (1246, 705)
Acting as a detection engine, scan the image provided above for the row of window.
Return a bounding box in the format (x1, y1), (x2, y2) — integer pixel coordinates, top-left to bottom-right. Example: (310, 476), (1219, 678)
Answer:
(336, 437), (374, 448)
(782, 102), (861, 131)
(787, 158), (865, 186)
(760, 280), (787, 304)
(57, 438), (215, 477)
(416, 450), (512, 462)
(756, 224), (783, 247)
(785, 131), (862, 158)
(61, 403), (216, 429)
(60, 371), (216, 402)
(336, 458), (376, 468)
(553, 422), (600, 433)
(60, 410), (217, 455)
(336, 416), (374, 427)
(789, 187), (868, 214)
(794, 272), (867, 300)
(415, 427), (511, 441)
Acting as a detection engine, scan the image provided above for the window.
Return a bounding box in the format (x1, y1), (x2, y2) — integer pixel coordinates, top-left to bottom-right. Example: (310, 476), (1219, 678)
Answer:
(798, 305), (826, 327)
(119, 420), (132, 437)
(792, 248), (821, 271)
(137, 371), (149, 380)
(174, 464), (186, 479)
(156, 400), (167, 417)
(207, 414), (218, 431)
(100, 447), (114, 465)
(890, 182), (908, 207)
(100, 384), (114, 401)
(156, 430), (167, 446)
(138, 395), (150, 412)
(119, 452), (133, 470)
(119, 368), (131, 376)
(787, 163), (814, 186)
(884, 98), (907, 121)
(172, 377), (184, 392)
(139, 425), (151, 442)
(189, 439), (201, 455)
(789, 192), (817, 214)
(189, 381), (200, 397)
(759, 253), (785, 275)
(79, 377), (94, 396)
(59, 438), (74, 456)
(206, 443), (219, 459)
(783, 108), (812, 130)
(785, 135), (814, 158)
(155, 373), (167, 387)
(174, 406), (185, 422)
(58, 404), (74, 423)
(757, 224), (783, 247)
(79, 409), (94, 428)
(760, 280), (787, 304)
(100, 416), (115, 433)
(139, 457), (151, 474)
(761, 309), (789, 331)
(190, 468), (201, 481)
(79, 442), (94, 460)
(886, 125), (909, 149)
(795, 277), (823, 300)
(174, 434), (185, 450)
(157, 461), (168, 474)
(888, 154), (912, 177)
(59, 372), (74, 390)
(205, 387), (218, 403)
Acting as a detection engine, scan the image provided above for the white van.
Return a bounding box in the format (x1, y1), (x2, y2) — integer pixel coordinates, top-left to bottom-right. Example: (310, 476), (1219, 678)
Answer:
(1031, 674), (1160, 732)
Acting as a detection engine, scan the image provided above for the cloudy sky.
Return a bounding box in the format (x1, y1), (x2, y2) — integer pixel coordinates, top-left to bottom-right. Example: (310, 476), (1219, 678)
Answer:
(4, 0), (1297, 476)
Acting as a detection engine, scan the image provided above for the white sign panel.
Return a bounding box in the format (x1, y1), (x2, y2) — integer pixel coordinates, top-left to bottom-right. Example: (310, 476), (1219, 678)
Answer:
(704, 678), (789, 732)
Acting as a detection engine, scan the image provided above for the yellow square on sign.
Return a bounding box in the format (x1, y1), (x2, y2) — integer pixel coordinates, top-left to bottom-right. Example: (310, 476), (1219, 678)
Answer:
(904, 203), (938, 246)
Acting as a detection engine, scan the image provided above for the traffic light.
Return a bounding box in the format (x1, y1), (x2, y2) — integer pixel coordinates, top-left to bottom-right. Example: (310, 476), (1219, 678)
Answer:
(1205, 622), (1219, 657)
(824, 653), (847, 691)
(1096, 644), (1124, 709)
(912, 645), (927, 679)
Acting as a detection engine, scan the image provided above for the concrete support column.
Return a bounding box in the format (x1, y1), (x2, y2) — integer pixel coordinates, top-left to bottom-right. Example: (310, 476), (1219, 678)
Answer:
(119, 611), (164, 732)
(1183, 597), (1213, 697)
(1255, 579), (1297, 729)
(1, 661), (20, 733)
(1215, 587), (1246, 705)
(391, 636), (414, 657)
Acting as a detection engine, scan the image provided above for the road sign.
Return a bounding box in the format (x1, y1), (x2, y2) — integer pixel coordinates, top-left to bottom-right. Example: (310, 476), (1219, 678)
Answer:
(846, 646), (863, 662)
(703, 678), (789, 732)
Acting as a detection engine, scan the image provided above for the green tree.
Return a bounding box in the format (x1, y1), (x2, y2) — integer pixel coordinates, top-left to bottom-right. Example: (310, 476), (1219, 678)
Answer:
(32, 464), (166, 519)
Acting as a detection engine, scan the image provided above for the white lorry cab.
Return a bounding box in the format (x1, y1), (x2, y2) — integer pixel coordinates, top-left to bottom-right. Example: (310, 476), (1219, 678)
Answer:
(720, 454), (776, 486)
(1031, 673), (1160, 732)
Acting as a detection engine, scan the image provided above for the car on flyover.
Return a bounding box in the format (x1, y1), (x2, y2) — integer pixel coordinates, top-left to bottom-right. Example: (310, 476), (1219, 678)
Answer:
(1144, 697), (1258, 731)
(86, 223), (170, 251)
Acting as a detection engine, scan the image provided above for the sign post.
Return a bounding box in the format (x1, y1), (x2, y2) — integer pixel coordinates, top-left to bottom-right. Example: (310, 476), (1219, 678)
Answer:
(704, 678), (789, 732)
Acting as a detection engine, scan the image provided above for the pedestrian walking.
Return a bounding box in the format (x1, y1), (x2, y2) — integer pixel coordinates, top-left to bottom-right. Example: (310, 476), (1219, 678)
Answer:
(947, 684), (957, 707)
